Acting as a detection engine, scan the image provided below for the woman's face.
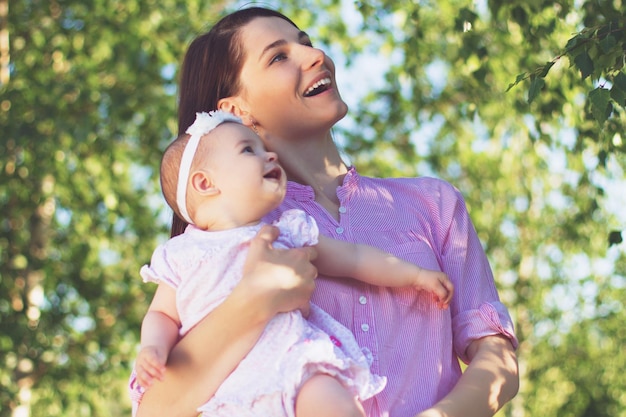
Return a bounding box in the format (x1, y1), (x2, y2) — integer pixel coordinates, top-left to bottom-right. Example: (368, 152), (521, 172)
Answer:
(233, 16), (348, 141)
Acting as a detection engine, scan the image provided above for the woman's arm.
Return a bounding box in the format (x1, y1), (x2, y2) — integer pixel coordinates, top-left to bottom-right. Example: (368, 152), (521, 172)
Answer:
(416, 335), (519, 417)
(314, 235), (453, 307)
(135, 225), (318, 417)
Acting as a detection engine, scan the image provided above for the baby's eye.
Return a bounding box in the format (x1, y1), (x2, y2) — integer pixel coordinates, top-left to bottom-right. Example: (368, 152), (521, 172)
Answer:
(242, 146), (254, 153)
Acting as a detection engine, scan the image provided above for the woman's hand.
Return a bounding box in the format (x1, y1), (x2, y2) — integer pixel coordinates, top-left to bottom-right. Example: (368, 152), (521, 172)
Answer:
(239, 225), (318, 318)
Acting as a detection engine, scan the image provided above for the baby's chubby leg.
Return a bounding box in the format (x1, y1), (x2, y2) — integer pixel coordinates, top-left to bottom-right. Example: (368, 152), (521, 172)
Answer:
(295, 374), (365, 417)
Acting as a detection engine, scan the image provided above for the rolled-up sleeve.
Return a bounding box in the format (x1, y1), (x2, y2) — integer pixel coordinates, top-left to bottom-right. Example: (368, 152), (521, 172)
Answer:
(437, 183), (518, 362)
(453, 301), (518, 363)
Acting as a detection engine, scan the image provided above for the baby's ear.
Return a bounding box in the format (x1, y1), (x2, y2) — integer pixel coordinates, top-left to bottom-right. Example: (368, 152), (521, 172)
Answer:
(190, 171), (219, 196)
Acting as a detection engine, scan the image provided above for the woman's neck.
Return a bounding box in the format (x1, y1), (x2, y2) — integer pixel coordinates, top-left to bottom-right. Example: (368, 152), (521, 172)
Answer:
(267, 132), (348, 218)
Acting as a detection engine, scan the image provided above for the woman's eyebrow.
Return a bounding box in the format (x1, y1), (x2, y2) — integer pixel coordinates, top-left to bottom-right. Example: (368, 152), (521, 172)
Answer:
(259, 31), (310, 60)
(298, 31), (311, 42)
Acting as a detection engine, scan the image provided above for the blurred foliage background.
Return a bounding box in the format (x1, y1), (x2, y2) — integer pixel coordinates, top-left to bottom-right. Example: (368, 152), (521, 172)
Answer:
(1, 0), (624, 416)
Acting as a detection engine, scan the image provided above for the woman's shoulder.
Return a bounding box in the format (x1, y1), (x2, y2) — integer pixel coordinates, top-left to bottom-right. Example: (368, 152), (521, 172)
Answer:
(359, 173), (462, 199)
(372, 174), (452, 187)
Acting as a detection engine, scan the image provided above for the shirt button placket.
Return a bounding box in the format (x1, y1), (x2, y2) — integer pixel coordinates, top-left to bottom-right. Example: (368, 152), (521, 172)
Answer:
(360, 296), (369, 333)
(336, 205), (346, 235)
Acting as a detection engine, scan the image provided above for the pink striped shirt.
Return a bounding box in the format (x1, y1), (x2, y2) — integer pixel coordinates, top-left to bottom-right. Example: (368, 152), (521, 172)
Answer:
(265, 167), (518, 417)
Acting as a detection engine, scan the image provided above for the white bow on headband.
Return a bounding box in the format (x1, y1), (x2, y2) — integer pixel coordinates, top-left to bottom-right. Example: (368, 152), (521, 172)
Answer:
(176, 110), (243, 224)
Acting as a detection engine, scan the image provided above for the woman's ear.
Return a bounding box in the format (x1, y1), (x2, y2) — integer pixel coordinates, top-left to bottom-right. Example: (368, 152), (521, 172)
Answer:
(190, 170), (220, 196)
(218, 96), (253, 128)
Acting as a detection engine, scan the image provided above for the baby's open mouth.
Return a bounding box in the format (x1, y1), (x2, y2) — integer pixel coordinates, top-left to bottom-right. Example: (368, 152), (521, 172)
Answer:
(264, 167), (282, 180)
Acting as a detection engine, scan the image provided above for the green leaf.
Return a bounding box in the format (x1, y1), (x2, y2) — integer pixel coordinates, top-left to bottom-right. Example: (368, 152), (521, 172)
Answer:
(574, 52), (594, 79)
(589, 87), (611, 125)
(538, 61), (556, 77)
(610, 84), (626, 106)
(528, 76), (545, 104)
(613, 71), (626, 91)
(599, 34), (617, 53)
(565, 34), (580, 51)
(507, 72), (528, 92)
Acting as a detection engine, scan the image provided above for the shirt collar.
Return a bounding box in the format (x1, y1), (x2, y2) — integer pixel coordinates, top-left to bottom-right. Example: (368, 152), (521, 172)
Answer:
(285, 166), (360, 202)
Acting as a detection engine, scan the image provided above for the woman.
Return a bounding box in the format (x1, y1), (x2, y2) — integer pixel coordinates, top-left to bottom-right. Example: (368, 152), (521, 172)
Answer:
(134, 7), (519, 417)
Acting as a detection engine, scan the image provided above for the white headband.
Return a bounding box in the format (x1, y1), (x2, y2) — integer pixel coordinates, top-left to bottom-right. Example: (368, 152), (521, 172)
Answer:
(176, 110), (243, 224)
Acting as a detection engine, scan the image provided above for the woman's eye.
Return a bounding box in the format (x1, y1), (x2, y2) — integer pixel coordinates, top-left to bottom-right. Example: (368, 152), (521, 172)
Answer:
(270, 52), (287, 64)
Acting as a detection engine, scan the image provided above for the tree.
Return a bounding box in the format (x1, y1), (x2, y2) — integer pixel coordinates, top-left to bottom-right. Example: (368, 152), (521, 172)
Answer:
(1, 1), (228, 415)
(1, 0), (624, 416)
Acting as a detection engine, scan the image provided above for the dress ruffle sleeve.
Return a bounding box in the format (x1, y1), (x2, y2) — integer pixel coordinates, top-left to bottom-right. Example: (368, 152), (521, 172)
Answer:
(139, 243), (181, 289)
(273, 209), (320, 248)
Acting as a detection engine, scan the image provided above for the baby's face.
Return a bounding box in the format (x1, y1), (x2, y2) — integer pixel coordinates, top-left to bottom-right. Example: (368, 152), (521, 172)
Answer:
(202, 123), (287, 223)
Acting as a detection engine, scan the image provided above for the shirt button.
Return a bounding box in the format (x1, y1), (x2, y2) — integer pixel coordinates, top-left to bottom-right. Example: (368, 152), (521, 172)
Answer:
(359, 295), (367, 305)
(338, 206), (347, 214)
(361, 323), (370, 332)
(336, 227), (344, 234)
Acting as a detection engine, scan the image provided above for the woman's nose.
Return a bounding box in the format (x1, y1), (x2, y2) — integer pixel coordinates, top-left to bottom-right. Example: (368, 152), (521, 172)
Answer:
(299, 45), (325, 70)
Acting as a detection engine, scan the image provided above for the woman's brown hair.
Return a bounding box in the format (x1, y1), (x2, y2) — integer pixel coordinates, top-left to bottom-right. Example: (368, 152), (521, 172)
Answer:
(171, 7), (298, 237)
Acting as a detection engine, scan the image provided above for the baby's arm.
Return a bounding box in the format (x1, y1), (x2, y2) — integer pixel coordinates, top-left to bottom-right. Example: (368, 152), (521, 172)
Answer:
(314, 235), (453, 308)
(136, 284), (181, 388)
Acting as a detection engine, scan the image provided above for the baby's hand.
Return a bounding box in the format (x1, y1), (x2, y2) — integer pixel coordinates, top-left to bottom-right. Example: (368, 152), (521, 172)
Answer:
(135, 346), (167, 389)
(414, 268), (454, 309)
